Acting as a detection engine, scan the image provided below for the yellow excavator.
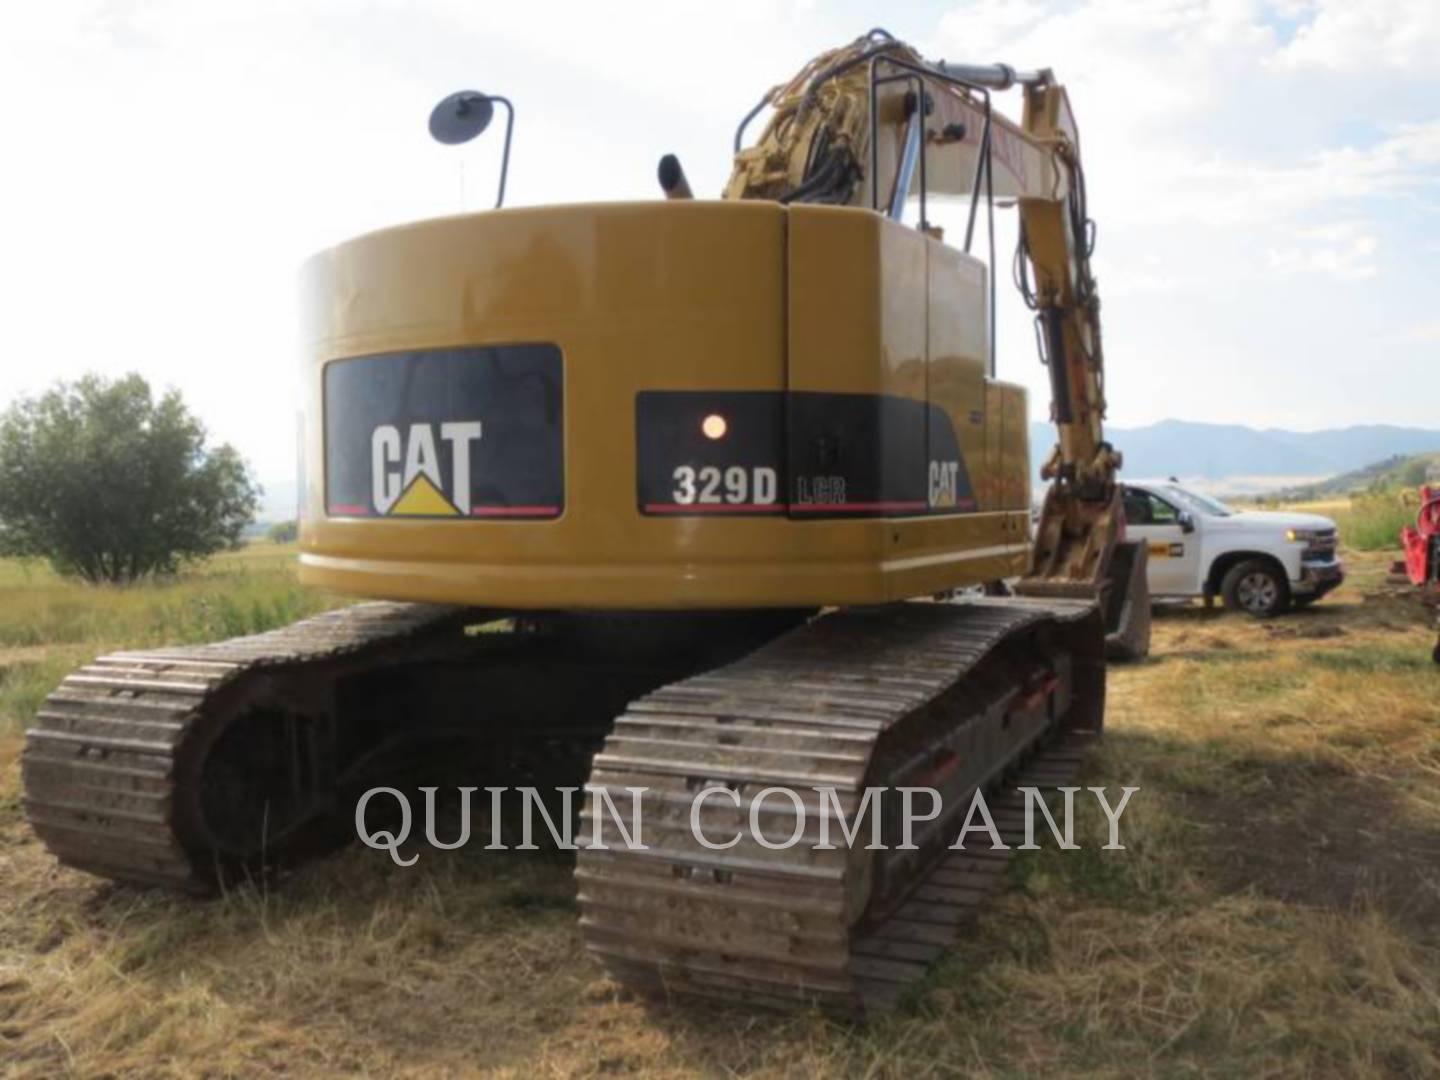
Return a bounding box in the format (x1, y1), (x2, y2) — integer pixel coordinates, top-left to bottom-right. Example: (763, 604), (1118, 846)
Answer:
(22, 30), (1148, 1012)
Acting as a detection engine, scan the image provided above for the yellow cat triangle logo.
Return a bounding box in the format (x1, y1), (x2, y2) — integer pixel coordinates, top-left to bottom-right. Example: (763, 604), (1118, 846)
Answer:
(390, 474), (459, 516)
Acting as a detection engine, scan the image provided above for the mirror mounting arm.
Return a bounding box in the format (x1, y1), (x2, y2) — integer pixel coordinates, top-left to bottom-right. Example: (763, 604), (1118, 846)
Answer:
(488, 96), (514, 208)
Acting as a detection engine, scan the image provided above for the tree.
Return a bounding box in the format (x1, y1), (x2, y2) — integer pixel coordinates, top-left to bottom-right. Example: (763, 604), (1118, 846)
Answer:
(266, 519), (299, 544)
(0, 374), (259, 583)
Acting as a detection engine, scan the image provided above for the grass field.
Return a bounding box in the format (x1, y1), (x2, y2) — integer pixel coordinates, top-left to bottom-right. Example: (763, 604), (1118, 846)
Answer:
(0, 544), (341, 740)
(1263, 492), (1421, 552)
(1, 542), (1437, 1077)
(1334, 495), (1424, 552)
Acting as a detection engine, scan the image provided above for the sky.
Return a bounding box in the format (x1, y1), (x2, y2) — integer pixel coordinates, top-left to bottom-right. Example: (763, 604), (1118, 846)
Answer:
(1, 0), (1437, 493)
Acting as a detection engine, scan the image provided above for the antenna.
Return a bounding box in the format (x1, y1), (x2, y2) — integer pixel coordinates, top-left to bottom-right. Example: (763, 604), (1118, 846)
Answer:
(428, 90), (515, 209)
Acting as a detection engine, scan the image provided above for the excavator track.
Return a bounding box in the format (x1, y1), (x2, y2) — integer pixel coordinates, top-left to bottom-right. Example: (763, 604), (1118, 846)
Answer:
(24, 592), (1105, 1015)
(21, 603), (808, 893)
(21, 603), (471, 891)
(577, 598), (1105, 1014)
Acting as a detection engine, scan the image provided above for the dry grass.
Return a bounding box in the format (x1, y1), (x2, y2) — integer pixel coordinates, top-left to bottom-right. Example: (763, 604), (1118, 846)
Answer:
(1, 549), (1438, 1077)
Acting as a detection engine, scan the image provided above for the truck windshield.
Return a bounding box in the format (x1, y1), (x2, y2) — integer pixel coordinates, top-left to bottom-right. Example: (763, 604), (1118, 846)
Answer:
(1160, 485), (1233, 518)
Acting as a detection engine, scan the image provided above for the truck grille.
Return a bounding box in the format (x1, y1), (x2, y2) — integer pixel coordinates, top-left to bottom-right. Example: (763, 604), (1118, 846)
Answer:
(1306, 528), (1338, 560)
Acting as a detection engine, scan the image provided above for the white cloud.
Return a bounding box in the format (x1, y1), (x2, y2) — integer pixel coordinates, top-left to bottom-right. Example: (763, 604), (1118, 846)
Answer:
(1156, 120), (1440, 227)
(935, 3), (1440, 225)
(933, 0), (1439, 431)
(1388, 322), (1440, 345)
(1273, 0), (1440, 71)
(1267, 222), (1379, 279)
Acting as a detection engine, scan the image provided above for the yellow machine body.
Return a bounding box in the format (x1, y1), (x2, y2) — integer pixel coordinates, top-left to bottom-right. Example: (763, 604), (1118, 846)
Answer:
(20, 36), (1151, 1013)
(298, 201), (1031, 608)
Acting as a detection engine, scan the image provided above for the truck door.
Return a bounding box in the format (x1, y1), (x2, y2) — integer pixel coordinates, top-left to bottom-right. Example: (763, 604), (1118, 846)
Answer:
(1123, 486), (1201, 596)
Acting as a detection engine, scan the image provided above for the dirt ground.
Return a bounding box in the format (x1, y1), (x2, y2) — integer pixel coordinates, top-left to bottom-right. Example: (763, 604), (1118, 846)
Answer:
(1, 550), (1437, 1078)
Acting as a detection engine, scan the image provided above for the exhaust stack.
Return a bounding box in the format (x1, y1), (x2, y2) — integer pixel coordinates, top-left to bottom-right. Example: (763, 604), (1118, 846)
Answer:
(657, 154), (694, 199)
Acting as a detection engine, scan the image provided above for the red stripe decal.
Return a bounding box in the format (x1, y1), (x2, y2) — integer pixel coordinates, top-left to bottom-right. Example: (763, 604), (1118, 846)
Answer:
(644, 501), (937, 514)
(337, 502), (960, 518)
(643, 503), (783, 513)
(790, 501), (929, 513)
(469, 505), (561, 517)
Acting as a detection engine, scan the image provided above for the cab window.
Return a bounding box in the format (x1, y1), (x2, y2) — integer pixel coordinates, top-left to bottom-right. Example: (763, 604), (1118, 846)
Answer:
(1123, 488), (1180, 526)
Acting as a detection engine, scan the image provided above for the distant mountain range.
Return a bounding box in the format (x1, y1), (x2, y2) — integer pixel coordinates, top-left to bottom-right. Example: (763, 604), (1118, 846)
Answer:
(1030, 420), (1440, 487)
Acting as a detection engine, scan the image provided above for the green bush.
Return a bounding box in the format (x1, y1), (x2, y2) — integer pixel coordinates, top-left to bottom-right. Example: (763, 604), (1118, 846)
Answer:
(0, 374), (258, 582)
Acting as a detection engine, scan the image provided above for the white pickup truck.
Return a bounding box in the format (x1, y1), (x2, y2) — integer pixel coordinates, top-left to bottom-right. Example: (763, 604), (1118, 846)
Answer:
(1120, 480), (1344, 617)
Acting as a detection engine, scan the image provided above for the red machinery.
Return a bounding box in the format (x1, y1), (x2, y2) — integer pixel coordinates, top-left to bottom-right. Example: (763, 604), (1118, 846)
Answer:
(1396, 485), (1440, 663)
(1399, 486), (1440, 589)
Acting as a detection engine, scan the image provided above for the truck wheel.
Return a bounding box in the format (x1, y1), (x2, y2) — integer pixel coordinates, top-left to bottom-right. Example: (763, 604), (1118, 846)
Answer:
(1221, 560), (1290, 618)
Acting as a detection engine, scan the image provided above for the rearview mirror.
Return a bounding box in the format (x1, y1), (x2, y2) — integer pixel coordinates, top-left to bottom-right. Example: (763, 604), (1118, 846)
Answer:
(1178, 510), (1196, 534)
(428, 91), (495, 143)
(428, 90), (515, 208)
